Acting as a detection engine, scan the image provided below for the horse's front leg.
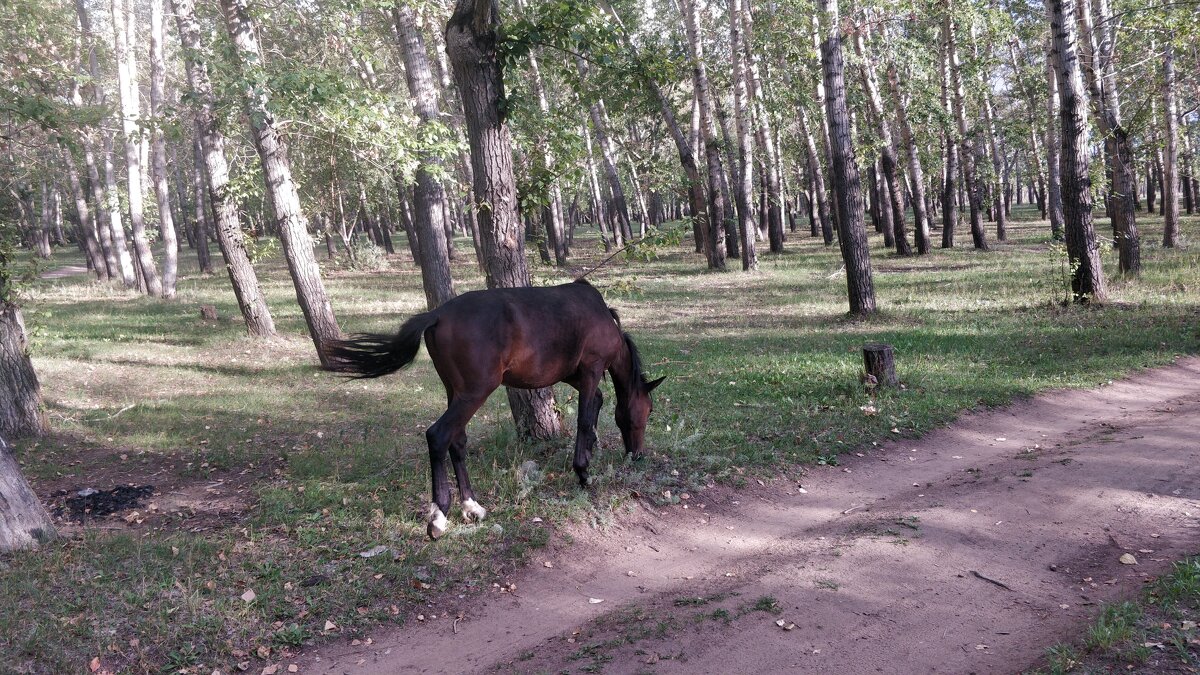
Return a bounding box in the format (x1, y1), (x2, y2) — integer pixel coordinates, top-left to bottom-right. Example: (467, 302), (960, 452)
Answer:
(573, 387), (604, 487)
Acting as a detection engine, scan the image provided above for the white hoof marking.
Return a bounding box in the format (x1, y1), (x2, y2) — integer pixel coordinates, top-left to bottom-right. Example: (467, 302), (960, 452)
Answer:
(461, 498), (487, 523)
(428, 503), (449, 539)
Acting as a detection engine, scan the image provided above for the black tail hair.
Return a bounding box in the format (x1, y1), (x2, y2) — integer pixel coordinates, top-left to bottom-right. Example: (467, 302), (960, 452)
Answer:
(323, 312), (438, 379)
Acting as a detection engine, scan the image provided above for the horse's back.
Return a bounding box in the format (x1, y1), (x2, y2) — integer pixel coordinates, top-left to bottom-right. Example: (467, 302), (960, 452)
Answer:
(428, 281), (622, 390)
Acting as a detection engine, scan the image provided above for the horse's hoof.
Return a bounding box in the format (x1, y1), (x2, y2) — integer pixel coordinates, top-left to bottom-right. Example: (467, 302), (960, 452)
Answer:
(427, 503), (449, 540)
(461, 498), (487, 523)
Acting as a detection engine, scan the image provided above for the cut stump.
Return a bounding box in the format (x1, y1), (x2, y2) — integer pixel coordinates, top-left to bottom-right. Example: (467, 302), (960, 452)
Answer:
(863, 343), (898, 388)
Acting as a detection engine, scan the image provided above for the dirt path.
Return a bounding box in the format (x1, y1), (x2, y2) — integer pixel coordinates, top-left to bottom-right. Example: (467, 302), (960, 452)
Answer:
(306, 357), (1200, 674)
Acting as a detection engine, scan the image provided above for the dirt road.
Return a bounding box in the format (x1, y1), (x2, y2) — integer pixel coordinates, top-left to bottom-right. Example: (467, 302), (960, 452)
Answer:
(307, 357), (1200, 674)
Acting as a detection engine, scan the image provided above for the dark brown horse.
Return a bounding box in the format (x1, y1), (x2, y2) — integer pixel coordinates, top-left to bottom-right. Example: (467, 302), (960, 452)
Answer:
(325, 279), (664, 539)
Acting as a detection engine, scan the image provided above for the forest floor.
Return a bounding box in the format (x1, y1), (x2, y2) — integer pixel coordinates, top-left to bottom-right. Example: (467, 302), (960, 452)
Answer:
(302, 355), (1200, 674)
(4, 207), (1200, 674)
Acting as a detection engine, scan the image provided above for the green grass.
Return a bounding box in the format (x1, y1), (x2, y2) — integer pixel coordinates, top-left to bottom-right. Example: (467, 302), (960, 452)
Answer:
(1033, 557), (1200, 673)
(4, 206), (1200, 672)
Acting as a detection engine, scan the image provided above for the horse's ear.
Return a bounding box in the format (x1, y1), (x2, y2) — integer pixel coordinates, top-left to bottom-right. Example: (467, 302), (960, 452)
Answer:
(645, 376), (666, 392)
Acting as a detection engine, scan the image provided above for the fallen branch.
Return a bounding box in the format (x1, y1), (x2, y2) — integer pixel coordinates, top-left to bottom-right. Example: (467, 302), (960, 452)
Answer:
(970, 570), (1013, 591)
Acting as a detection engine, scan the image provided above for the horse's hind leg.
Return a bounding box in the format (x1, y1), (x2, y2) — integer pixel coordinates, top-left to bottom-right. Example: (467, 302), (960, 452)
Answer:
(425, 396), (486, 539)
(448, 426), (486, 523)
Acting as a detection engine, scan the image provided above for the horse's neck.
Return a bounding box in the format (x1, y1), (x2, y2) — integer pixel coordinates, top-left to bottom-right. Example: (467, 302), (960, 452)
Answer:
(609, 343), (636, 403)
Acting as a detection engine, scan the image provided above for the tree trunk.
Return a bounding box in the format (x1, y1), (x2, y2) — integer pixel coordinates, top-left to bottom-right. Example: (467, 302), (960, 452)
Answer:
(1078, 0), (1139, 273)
(173, 0), (276, 336)
(111, 0), (162, 296)
(0, 304), (46, 440)
(149, 0), (178, 298)
(101, 133), (138, 285)
(62, 148), (108, 278)
(818, 0), (876, 315)
(191, 134), (215, 274)
(519, 0), (569, 265)
(1047, 0), (1107, 303)
(582, 121), (613, 252)
(945, 13), (987, 251)
(1044, 46), (1065, 240)
(854, 30), (911, 256)
(1162, 43), (1179, 248)
(220, 0), (341, 362)
(576, 57), (632, 247)
(681, 0), (728, 269)
(940, 40), (959, 249)
(0, 433), (57, 552)
(798, 107), (834, 245)
(740, 0), (783, 254)
(729, 0), (758, 270)
(393, 4), (457, 309)
(886, 61), (931, 254)
(446, 0), (561, 439)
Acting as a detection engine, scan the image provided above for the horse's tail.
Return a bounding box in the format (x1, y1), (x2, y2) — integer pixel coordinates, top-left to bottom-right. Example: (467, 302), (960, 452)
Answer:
(323, 312), (438, 379)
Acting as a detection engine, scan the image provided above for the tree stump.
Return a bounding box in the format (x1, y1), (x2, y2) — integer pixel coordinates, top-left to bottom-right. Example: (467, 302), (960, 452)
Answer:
(0, 436), (57, 552)
(199, 304), (218, 320)
(862, 343), (898, 388)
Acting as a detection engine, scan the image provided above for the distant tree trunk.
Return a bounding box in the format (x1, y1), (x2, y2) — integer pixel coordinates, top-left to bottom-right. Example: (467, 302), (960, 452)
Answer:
(190, 134), (214, 274)
(582, 121), (613, 252)
(1044, 44), (1065, 240)
(1008, 41), (1048, 223)
(111, 0), (162, 296)
(62, 148), (107, 278)
(729, 0), (757, 271)
(740, 0), (783, 254)
(101, 133), (138, 285)
(945, 13), (987, 251)
(149, 0), (178, 298)
(1077, 0), (1139, 273)
(1047, 0), (1106, 303)
(798, 106), (834, 245)
(886, 62), (930, 254)
(220, 0), (341, 363)
(681, 0), (728, 269)
(854, 30), (911, 256)
(173, 0), (276, 336)
(577, 57), (632, 247)
(393, 4), (457, 309)
(519, 0), (568, 265)
(979, 65), (1008, 242)
(1162, 43), (1179, 248)
(446, 0), (561, 439)
(940, 40), (959, 248)
(818, 0), (876, 315)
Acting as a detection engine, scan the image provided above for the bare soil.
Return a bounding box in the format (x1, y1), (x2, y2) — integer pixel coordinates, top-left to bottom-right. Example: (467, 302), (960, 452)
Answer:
(302, 358), (1200, 673)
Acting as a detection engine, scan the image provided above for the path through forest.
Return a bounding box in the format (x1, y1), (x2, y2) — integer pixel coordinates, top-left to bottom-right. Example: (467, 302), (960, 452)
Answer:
(307, 357), (1200, 674)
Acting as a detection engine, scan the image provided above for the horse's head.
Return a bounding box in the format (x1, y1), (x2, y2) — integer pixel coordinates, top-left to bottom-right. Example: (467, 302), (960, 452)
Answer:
(617, 374), (665, 459)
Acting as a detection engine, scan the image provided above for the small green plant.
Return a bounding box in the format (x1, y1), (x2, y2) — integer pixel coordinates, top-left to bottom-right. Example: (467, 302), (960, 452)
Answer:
(338, 239), (389, 271)
(1044, 643), (1080, 674)
(272, 623), (307, 648)
(752, 596), (781, 613)
(243, 234), (280, 264)
(1085, 601), (1142, 651)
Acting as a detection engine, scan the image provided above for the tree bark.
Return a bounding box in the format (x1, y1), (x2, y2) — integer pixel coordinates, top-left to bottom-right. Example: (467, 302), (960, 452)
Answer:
(519, 1), (568, 265)
(1162, 43), (1179, 248)
(111, 0), (162, 296)
(191, 133), (215, 274)
(220, 0), (341, 362)
(680, 0), (728, 269)
(1047, 0), (1107, 303)
(446, 0), (561, 439)
(945, 12), (988, 251)
(0, 434), (57, 552)
(1044, 44), (1065, 239)
(818, 0), (876, 315)
(940, 39), (959, 248)
(886, 61), (931, 254)
(149, 0), (178, 298)
(1008, 39), (1048, 221)
(173, 0), (276, 336)
(393, 4), (457, 309)
(729, 0), (758, 270)
(740, 0), (783, 254)
(576, 57), (633, 247)
(854, 29), (911, 256)
(0, 305), (46, 440)
(62, 147), (107, 278)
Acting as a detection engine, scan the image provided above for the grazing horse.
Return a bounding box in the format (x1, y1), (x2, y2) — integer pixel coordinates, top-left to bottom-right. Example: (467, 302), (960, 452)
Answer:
(325, 279), (664, 539)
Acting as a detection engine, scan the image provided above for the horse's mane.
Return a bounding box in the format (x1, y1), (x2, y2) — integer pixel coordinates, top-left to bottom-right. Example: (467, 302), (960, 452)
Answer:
(623, 333), (645, 387)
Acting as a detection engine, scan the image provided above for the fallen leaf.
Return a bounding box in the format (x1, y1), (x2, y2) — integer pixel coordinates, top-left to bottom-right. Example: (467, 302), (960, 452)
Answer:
(543, 561), (554, 568)
(774, 618), (797, 631)
(261, 666), (279, 675)
(358, 545), (389, 558)
(256, 646), (271, 659)
(1182, 621), (1197, 631)
(241, 589), (257, 603)
(324, 620), (337, 631)
(1119, 553), (1138, 565)
(288, 666), (299, 674)
(89, 657), (101, 672)
(588, 598), (604, 604)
